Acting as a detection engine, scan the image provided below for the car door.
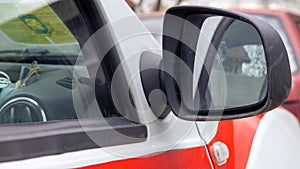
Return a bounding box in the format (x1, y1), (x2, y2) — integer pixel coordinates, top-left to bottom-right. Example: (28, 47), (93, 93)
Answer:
(0, 0), (216, 168)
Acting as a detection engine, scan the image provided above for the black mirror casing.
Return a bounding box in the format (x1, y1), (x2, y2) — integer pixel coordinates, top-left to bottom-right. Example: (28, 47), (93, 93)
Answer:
(162, 6), (291, 121)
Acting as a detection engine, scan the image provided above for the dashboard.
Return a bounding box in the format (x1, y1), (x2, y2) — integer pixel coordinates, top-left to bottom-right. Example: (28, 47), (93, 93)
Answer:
(0, 62), (91, 124)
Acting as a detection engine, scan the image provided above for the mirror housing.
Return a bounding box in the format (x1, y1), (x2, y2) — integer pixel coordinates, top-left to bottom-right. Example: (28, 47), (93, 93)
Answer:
(160, 6), (291, 121)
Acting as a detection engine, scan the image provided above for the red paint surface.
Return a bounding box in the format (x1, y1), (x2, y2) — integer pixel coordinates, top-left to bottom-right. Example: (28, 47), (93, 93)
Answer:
(78, 146), (212, 169)
(207, 114), (264, 169)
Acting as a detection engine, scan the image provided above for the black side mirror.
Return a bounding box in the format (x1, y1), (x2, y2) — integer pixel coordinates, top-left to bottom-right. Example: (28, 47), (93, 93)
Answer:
(158, 6), (291, 121)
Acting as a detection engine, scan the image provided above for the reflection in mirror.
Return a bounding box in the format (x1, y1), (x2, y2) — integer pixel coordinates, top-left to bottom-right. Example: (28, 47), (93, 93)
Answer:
(182, 15), (267, 111)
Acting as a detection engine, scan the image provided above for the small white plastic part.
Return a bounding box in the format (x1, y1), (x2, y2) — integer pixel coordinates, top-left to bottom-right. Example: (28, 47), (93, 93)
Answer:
(211, 141), (230, 166)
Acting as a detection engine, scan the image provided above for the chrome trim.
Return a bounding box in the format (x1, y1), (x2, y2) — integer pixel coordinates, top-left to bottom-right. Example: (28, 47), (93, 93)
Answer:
(0, 97), (47, 122)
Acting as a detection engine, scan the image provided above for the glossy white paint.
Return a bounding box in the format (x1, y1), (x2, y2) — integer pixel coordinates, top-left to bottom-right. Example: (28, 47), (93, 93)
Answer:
(246, 108), (300, 169)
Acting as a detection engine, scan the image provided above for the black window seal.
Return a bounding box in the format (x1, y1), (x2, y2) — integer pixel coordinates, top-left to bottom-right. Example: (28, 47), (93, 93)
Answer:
(0, 118), (147, 162)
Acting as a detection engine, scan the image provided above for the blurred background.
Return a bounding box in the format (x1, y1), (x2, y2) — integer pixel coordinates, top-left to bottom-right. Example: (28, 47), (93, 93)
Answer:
(125, 0), (300, 14)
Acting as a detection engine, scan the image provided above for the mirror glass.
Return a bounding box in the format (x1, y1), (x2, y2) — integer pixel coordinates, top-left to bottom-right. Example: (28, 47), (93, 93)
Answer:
(179, 15), (267, 111)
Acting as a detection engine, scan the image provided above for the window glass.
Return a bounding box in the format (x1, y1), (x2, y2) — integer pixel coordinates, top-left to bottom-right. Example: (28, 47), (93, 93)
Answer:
(0, 0), (120, 124)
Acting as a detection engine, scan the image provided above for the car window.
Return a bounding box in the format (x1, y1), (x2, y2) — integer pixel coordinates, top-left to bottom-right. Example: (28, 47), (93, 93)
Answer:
(0, 0), (121, 124)
(252, 14), (298, 73)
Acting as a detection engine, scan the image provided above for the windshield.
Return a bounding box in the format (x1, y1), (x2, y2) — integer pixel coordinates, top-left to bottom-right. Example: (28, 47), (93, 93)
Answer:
(251, 14), (298, 73)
